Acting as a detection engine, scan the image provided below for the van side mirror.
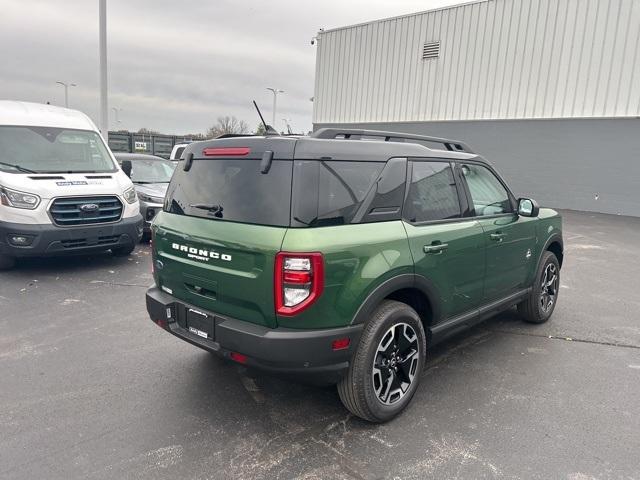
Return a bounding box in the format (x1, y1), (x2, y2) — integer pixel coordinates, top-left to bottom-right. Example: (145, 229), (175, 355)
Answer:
(518, 198), (539, 217)
(121, 160), (132, 178)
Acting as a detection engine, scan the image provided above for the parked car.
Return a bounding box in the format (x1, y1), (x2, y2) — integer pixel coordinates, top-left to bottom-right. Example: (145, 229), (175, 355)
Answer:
(0, 101), (143, 270)
(169, 142), (191, 163)
(145, 129), (563, 423)
(114, 153), (175, 241)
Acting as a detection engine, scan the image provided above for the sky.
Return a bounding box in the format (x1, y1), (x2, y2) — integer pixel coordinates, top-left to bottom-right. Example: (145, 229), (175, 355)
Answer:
(0, 0), (466, 135)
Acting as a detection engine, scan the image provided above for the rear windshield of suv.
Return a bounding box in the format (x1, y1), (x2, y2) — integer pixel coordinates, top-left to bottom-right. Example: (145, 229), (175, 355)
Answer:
(164, 158), (293, 227)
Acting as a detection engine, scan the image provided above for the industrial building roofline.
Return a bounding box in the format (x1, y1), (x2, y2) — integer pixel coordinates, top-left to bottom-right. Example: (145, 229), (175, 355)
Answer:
(311, 128), (474, 154)
(317, 0), (490, 34)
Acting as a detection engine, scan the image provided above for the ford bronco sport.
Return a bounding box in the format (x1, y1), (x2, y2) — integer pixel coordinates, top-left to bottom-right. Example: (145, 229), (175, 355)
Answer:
(146, 128), (563, 423)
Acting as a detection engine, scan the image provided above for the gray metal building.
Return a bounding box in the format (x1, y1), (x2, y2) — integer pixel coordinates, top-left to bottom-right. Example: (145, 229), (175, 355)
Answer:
(313, 0), (640, 216)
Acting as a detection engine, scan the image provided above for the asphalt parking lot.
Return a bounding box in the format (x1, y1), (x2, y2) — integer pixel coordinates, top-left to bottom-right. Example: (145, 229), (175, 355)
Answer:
(1, 209), (639, 480)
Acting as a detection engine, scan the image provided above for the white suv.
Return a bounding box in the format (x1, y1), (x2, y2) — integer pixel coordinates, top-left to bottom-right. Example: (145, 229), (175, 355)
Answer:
(0, 101), (143, 269)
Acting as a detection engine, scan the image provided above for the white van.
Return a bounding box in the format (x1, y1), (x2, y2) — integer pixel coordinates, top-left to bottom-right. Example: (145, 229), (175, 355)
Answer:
(0, 101), (143, 269)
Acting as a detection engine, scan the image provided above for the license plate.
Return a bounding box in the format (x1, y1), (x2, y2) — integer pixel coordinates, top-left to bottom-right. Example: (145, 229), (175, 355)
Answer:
(186, 308), (214, 340)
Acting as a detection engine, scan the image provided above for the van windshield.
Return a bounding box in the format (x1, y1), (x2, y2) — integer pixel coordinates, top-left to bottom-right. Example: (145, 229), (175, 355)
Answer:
(0, 126), (117, 174)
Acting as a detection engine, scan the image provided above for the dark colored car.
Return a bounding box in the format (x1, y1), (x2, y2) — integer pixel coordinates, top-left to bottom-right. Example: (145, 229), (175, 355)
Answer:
(145, 129), (563, 422)
(114, 153), (175, 241)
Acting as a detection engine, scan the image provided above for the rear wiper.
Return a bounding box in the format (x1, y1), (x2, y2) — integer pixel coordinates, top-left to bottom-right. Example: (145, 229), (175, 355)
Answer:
(190, 203), (224, 217)
(0, 161), (37, 173)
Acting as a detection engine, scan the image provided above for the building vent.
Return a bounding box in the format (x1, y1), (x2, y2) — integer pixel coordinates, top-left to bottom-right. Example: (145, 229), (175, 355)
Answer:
(422, 41), (440, 60)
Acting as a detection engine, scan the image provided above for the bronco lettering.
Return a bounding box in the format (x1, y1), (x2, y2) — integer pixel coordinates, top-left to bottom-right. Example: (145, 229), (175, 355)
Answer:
(171, 243), (232, 262)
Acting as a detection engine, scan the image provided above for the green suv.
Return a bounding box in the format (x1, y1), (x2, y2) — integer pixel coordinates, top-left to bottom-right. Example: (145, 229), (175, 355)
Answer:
(146, 129), (563, 422)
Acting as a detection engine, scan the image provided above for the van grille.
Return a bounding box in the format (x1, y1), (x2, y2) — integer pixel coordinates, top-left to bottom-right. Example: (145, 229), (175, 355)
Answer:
(50, 196), (123, 226)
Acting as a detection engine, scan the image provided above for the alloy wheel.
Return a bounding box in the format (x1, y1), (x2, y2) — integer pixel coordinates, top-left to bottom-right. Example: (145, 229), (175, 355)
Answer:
(372, 323), (420, 405)
(540, 263), (559, 313)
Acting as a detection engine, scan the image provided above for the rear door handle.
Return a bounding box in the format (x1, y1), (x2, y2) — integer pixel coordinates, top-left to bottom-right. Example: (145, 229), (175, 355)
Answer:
(424, 243), (449, 254)
(490, 232), (506, 242)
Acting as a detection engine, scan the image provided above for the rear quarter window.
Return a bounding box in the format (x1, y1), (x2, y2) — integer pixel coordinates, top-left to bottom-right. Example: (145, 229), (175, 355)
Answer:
(291, 160), (384, 227)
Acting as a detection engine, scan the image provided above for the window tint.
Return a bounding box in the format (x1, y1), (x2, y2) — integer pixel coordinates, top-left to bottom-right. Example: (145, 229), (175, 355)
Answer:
(164, 159), (292, 226)
(292, 161), (384, 226)
(404, 162), (461, 222)
(461, 164), (512, 216)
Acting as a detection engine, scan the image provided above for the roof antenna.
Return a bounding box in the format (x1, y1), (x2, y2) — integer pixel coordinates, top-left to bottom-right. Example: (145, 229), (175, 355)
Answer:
(253, 100), (279, 136)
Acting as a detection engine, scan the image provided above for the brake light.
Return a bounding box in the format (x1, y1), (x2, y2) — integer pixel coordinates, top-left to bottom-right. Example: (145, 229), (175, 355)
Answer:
(202, 147), (250, 156)
(275, 252), (324, 316)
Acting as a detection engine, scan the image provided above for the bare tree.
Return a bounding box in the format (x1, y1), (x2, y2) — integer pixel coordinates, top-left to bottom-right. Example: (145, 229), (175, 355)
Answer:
(137, 127), (160, 134)
(206, 116), (249, 138)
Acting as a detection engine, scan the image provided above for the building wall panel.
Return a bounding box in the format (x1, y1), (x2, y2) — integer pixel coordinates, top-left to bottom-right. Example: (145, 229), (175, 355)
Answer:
(313, 0), (640, 123)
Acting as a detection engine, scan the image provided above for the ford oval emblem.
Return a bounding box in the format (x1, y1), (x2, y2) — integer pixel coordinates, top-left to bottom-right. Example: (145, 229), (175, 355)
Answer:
(79, 203), (99, 212)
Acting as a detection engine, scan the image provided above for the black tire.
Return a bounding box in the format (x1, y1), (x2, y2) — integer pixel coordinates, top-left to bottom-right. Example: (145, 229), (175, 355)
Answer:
(518, 251), (560, 324)
(0, 254), (16, 270)
(337, 300), (426, 423)
(111, 243), (136, 257)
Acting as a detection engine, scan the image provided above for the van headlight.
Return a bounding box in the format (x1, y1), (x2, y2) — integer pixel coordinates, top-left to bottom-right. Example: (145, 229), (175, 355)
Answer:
(0, 186), (41, 209)
(123, 187), (137, 204)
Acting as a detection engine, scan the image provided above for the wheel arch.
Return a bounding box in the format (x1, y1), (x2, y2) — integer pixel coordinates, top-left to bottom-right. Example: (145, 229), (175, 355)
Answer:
(543, 234), (564, 268)
(350, 274), (442, 330)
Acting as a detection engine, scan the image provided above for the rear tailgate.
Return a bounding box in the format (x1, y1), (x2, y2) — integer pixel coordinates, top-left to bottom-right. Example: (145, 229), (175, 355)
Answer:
(153, 138), (297, 329)
(154, 212), (285, 328)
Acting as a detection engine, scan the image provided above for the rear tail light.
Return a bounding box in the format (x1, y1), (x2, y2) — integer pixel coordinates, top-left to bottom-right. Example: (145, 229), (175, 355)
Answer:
(275, 252), (324, 316)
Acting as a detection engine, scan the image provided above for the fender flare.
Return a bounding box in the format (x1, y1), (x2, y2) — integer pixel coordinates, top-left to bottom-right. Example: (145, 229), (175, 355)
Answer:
(350, 274), (443, 326)
(541, 233), (564, 267)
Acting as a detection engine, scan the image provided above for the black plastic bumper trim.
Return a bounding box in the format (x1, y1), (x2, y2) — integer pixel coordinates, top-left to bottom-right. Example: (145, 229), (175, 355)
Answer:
(146, 286), (362, 383)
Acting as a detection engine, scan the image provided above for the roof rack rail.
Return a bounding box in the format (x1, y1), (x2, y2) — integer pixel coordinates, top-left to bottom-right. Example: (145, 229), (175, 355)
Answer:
(310, 128), (474, 154)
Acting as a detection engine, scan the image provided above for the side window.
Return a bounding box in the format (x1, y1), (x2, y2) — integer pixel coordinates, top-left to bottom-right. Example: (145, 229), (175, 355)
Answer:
(292, 160), (384, 226)
(404, 161), (461, 222)
(461, 164), (512, 216)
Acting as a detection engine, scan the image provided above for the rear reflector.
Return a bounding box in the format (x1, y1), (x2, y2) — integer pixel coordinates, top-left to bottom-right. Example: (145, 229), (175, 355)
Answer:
(202, 147), (250, 157)
(230, 352), (248, 364)
(331, 338), (350, 351)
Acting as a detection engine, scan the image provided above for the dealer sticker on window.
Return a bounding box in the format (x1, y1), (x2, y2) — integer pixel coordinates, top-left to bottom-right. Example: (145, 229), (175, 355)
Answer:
(188, 327), (209, 339)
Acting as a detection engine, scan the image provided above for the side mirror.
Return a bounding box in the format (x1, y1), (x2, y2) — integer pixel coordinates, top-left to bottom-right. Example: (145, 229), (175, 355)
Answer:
(518, 198), (540, 217)
(121, 160), (132, 178)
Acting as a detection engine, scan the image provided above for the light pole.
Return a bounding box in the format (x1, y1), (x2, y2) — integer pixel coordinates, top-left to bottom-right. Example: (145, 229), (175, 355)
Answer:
(266, 87), (284, 127)
(99, 0), (108, 140)
(282, 118), (292, 135)
(111, 107), (122, 128)
(55, 81), (77, 108)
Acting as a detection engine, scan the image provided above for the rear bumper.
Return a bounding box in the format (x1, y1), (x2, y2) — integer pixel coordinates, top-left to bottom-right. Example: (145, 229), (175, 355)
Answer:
(0, 214), (143, 257)
(146, 286), (362, 384)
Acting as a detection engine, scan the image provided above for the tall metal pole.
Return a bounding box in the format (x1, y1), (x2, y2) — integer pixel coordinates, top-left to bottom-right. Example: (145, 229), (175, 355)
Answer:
(272, 93), (277, 127)
(266, 88), (284, 127)
(99, 0), (108, 141)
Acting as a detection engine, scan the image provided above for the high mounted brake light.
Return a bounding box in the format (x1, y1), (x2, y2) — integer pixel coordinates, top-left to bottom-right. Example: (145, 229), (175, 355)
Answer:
(202, 147), (250, 157)
(275, 252), (324, 316)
